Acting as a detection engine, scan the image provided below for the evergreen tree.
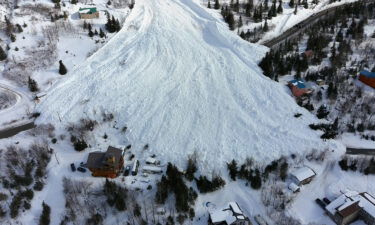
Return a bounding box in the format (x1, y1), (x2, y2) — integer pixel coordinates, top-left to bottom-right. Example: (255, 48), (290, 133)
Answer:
(238, 15), (243, 28)
(289, 0), (294, 7)
(277, 0), (283, 13)
(225, 11), (236, 30)
(115, 19), (121, 32)
(185, 157), (197, 181)
(99, 28), (106, 38)
(250, 169), (262, 189)
(28, 77), (39, 92)
(0, 46), (7, 61)
(245, 0), (253, 17)
(88, 29), (94, 37)
(279, 161), (288, 181)
(227, 160), (238, 180)
(294, 4), (298, 15)
(317, 105), (329, 119)
(271, 0), (277, 17)
(207, 0), (211, 8)
(234, 0), (240, 12)
(264, 0), (269, 11)
(214, 0), (220, 10)
(83, 20), (88, 29)
(263, 19), (269, 32)
(71, 0), (77, 4)
(59, 60), (67, 75)
(303, 0), (308, 9)
(39, 202), (50, 225)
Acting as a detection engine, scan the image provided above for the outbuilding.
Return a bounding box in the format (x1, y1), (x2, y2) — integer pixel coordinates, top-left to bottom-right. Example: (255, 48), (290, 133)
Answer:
(290, 167), (316, 186)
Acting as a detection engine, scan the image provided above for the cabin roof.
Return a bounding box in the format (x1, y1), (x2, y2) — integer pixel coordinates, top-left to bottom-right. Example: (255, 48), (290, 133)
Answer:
(360, 70), (375, 78)
(291, 167), (315, 182)
(79, 7), (98, 14)
(209, 202), (247, 224)
(87, 146), (123, 169)
(289, 79), (307, 89)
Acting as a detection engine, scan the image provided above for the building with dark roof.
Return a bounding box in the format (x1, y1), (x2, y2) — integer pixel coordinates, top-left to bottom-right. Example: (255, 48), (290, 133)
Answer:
(86, 146), (124, 178)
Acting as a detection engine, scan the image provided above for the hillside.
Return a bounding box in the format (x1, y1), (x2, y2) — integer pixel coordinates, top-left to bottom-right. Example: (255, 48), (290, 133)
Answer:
(36, 0), (330, 170)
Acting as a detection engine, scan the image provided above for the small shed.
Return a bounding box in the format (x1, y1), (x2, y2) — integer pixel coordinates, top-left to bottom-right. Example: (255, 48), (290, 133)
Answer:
(145, 157), (160, 165)
(288, 182), (300, 193)
(287, 79), (313, 97)
(79, 7), (99, 19)
(290, 167), (316, 186)
(359, 70), (375, 88)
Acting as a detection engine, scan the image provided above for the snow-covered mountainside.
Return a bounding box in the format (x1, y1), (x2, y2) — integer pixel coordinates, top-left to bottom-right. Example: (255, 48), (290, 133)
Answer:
(37, 0), (331, 169)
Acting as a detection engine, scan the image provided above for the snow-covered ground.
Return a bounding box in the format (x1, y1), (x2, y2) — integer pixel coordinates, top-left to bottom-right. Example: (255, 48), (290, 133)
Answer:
(1, 0), (374, 224)
(36, 0), (336, 172)
(255, 0), (363, 42)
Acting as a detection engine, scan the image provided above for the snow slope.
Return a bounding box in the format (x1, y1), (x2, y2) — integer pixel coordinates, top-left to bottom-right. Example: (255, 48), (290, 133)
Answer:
(37, 0), (332, 170)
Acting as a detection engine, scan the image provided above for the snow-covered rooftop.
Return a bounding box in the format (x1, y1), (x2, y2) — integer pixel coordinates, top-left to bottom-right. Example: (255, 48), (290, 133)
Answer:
(291, 167), (316, 182)
(209, 202), (247, 224)
(325, 191), (375, 218)
(288, 182), (300, 192)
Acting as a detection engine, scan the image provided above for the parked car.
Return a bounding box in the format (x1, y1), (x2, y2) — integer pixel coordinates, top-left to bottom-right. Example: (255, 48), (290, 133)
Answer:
(124, 166), (131, 176)
(77, 167), (86, 173)
(131, 159), (139, 176)
(315, 198), (326, 209)
(70, 163), (76, 172)
(323, 197), (331, 204)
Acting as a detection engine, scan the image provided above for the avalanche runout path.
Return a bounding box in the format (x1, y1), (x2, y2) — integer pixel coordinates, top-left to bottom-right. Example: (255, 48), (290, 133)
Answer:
(37, 0), (331, 170)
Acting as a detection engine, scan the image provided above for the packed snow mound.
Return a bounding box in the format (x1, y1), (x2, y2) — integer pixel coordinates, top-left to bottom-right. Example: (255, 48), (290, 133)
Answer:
(37, 0), (329, 170)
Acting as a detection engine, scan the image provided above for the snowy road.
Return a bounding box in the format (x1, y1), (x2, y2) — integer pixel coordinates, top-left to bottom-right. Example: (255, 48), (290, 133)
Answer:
(263, 0), (375, 49)
(0, 82), (35, 137)
(37, 0), (331, 170)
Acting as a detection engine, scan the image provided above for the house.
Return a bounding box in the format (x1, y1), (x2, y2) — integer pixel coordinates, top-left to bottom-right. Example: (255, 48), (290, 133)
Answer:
(79, 7), (99, 19)
(325, 190), (375, 225)
(208, 202), (251, 225)
(359, 70), (375, 88)
(290, 167), (316, 186)
(86, 146), (124, 178)
(287, 79), (313, 97)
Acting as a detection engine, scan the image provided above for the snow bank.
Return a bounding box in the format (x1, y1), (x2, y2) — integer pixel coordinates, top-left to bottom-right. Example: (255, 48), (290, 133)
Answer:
(37, 0), (330, 171)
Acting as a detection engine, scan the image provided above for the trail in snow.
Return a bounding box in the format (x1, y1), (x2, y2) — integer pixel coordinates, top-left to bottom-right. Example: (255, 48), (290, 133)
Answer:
(37, 0), (333, 171)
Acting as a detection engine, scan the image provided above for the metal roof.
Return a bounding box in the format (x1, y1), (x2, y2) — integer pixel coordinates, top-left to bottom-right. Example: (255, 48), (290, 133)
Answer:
(360, 70), (375, 78)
